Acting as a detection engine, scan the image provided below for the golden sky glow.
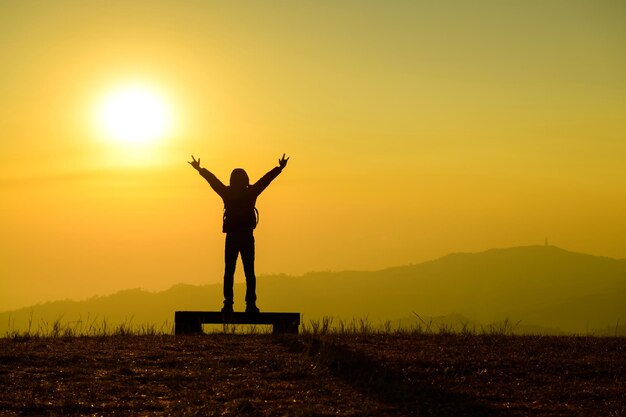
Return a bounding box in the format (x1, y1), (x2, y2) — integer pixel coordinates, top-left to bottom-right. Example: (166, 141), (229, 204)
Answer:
(1, 1), (626, 310)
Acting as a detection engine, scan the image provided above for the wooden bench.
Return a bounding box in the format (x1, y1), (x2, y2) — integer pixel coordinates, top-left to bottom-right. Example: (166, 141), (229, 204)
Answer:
(174, 311), (301, 335)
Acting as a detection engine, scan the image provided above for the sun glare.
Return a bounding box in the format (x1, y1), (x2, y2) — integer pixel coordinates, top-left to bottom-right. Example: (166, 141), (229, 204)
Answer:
(96, 84), (173, 145)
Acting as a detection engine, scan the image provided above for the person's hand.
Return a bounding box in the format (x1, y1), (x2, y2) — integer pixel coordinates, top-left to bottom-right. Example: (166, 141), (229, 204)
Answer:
(188, 155), (201, 171)
(278, 153), (289, 169)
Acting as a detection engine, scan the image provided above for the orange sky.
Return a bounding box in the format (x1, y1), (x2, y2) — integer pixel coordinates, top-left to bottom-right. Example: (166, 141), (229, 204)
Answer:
(1, 1), (626, 310)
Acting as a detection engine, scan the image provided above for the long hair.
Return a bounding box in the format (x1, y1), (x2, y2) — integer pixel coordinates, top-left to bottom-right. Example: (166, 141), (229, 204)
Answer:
(229, 168), (249, 190)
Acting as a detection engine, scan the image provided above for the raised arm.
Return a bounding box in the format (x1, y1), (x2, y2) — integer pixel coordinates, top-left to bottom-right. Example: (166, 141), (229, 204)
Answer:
(188, 155), (227, 197)
(252, 154), (289, 196)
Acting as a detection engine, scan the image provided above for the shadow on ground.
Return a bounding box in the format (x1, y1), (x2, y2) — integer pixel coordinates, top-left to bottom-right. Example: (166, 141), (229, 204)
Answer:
(277, 335), (503, 417)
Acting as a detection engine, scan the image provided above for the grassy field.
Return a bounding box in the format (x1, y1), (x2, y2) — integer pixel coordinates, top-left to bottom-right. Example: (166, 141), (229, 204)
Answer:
(1, 331), (624, 416)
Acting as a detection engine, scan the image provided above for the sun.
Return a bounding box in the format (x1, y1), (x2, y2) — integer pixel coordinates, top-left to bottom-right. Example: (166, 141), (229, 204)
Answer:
(96, 84), (173, 145)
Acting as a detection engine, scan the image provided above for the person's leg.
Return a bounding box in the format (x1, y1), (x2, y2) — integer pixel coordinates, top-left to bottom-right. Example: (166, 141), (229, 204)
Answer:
(240, 231), (257, 307)
(223, 233), (239, 309)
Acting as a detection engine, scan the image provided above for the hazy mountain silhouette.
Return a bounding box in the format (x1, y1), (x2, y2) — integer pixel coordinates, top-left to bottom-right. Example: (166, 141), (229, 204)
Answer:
(2, 245), (625, 335)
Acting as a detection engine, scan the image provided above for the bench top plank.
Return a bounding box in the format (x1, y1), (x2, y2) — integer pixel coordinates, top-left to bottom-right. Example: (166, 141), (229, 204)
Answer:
(175, 311), (300, 325)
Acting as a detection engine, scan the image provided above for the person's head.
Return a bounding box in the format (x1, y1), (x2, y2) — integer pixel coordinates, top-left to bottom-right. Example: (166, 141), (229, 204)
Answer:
(230, 168), (249, 190)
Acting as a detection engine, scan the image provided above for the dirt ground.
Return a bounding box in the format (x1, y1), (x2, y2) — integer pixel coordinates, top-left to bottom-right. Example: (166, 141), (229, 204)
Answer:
(1, 333), (624, 416)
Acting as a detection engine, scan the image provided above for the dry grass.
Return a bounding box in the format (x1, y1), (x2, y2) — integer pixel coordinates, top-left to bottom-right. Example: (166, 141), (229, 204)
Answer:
(0, 330), (624, 416)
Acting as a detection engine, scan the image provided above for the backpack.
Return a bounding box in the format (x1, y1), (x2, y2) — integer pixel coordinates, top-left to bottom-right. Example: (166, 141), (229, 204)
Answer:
(222, 207), (260, 230)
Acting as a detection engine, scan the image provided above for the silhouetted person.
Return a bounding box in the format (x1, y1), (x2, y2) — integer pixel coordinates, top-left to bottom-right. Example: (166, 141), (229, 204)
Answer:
(188, 154), (289, 313)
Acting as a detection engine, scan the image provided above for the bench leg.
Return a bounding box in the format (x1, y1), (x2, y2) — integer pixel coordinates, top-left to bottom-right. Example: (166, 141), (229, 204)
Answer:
(273, 321), (299, 335)
(175, 318), (203, 335)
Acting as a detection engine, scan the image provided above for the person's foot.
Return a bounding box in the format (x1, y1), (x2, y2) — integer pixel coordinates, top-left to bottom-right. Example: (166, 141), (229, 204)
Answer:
(245, 303), (260, 314)
(221, 303), (233, 313)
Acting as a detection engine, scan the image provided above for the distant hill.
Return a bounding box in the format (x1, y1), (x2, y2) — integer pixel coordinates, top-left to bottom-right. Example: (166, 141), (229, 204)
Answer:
(2, 245), (625, 335)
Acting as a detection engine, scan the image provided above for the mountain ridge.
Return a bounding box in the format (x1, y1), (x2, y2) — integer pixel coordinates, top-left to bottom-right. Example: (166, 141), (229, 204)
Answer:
(2, 245), (625, 335)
